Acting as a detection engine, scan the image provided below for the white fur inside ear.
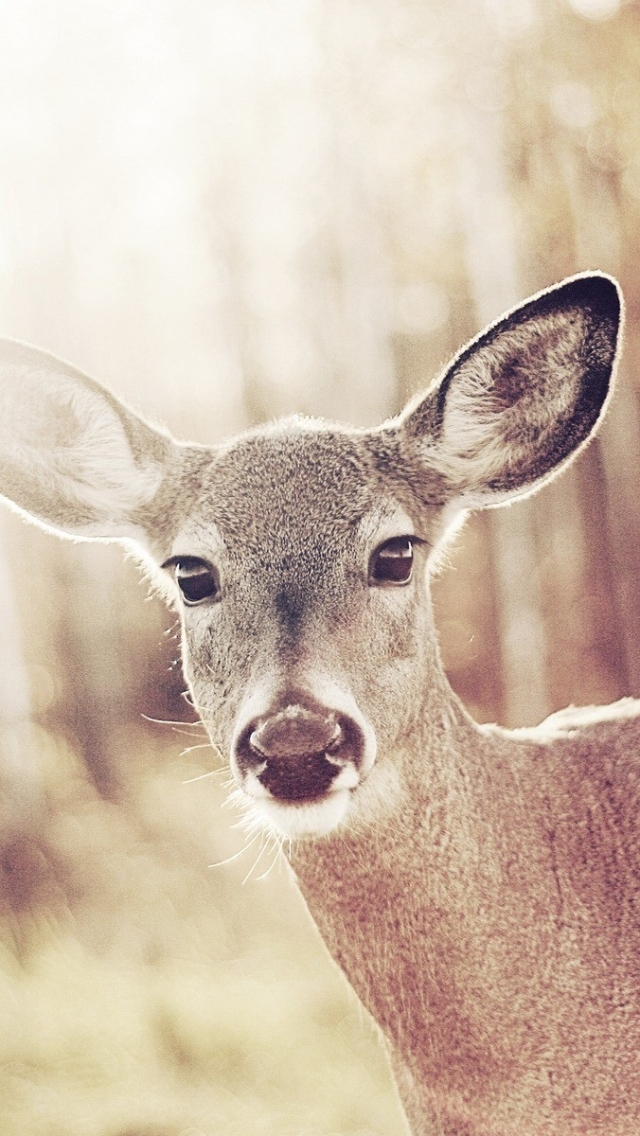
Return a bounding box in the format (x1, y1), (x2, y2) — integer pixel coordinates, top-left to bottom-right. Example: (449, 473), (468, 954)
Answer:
(52, 378), (163, 523)
(425, 308), (586, 504)
(1, 360), (164, 539)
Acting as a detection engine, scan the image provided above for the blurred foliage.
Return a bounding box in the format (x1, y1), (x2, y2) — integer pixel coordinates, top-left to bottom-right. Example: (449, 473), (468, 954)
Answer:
(1, 0), (640, 1132)
(0, 732), (403, 1135)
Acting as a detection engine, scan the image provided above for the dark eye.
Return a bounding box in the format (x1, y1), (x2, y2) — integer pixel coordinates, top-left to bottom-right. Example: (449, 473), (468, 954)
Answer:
(369, 537), (415, 586)
(166, 557), (221, 605)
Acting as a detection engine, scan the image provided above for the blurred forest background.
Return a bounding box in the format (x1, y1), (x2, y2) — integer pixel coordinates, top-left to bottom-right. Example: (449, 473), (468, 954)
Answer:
(1, 0), (640, 1134)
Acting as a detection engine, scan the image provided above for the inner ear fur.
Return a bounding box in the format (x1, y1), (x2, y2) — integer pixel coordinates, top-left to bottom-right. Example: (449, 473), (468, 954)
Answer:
(0, 339), (179, 544)
(399, 273), (623, 507)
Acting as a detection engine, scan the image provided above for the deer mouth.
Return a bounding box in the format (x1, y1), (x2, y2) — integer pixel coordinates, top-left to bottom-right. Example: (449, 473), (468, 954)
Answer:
(240, 753), (361, 838)
(253, 749), (359, 803)
(244, 775), (358, 838)
(231, 692), (376, 836)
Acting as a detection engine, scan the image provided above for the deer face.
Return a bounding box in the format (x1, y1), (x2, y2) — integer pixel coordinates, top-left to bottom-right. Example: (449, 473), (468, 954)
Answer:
(0, 273), (622, 840)
(163, 425), (445, 837)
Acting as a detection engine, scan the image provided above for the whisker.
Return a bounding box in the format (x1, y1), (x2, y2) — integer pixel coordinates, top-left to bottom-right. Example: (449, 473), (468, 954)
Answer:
(225, 790), (253, 815)
(180, 742), (228, 766)
(255, 834), (286, 881)
(208, 830), (262, 870)
(241, 834), (272, 885)
(180, 740), (215, 756)
(182, 767), (223, 783)
(141, 712), (205, 736)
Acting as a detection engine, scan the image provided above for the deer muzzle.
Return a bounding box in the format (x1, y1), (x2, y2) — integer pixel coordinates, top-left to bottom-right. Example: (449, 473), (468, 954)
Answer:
(233, 699), (367, 804)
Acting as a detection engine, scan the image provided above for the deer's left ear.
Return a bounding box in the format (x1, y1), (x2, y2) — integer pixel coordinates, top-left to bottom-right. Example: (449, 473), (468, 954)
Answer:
(398, 273), (623, 508)
(0, 339), (181, 547)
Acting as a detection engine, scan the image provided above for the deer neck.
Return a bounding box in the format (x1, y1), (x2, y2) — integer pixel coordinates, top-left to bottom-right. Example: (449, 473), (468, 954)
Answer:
(288, 686), (502, 1054)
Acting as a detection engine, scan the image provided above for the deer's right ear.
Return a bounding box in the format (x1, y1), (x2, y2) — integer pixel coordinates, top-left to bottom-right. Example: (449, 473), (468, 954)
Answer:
(0, 340), (179, 548)
(397, 273), (622, 511)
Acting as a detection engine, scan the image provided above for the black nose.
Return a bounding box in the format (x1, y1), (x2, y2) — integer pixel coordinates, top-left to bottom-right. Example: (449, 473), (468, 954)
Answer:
(234, 699), (365, 803)
(250, 706), (342, 759)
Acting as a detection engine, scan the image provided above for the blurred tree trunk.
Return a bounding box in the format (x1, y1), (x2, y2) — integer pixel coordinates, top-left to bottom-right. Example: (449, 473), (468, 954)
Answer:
(451, 3), (550, 727)
(598, 384), (640, 695)
(0, 518), (41, 835)
(49, 543), (136, 801)
(542, 34), (640, 697)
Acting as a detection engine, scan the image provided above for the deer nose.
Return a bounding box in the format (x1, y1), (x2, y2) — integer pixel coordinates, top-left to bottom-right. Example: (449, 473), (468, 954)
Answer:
(250, 707), (342, 760)
(234, 700), (365, 803)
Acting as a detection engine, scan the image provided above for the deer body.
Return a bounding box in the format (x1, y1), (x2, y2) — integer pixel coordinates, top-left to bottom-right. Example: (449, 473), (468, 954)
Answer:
(294, 702), (640, 1134)
(0, 273), (637, 1134)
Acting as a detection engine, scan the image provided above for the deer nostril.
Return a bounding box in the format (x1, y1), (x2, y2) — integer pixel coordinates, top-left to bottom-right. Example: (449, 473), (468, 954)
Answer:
(234, 698), (368, 804)
(249, 707), (342, 760)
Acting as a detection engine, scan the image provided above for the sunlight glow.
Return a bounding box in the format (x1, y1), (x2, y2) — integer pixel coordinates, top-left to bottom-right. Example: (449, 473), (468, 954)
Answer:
(550, 82), (599, 131)
(395, 282), (450, 335)
(567, 0), (620, 19)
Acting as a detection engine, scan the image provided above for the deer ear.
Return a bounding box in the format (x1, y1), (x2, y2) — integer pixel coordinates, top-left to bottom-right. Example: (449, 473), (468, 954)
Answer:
(399, 273), (622, 508)
(0, 339), (178, 547)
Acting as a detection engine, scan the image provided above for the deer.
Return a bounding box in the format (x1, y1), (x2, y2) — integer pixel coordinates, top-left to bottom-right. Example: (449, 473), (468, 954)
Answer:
(0, 272), (638, 1135)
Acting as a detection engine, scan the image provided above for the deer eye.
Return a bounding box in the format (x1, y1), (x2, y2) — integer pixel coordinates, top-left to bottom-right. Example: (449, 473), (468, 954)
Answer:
(369, 537), (414, 586)
(165, 557), (221, 605)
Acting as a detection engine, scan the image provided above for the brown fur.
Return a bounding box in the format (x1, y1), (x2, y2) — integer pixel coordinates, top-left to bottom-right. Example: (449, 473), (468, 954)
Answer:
(294, 702), (640, 1134)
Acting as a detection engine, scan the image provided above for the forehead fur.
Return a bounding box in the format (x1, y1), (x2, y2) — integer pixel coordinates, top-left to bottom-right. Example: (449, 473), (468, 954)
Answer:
(184, 417), (389, 550)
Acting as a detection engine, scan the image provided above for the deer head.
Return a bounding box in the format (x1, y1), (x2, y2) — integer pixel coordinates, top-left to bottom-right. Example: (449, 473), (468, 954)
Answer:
(0, 274), (622, 840)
